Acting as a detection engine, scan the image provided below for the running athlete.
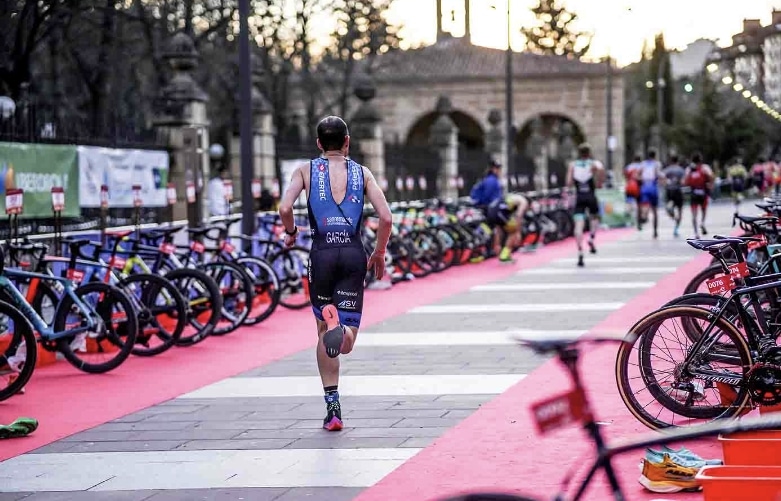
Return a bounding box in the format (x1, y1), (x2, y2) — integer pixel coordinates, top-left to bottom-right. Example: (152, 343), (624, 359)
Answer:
(278, 116), (392, 431)
(683, 153), (714, 239)
(624, 155), (642, 227)
(726, 158), (749, 210)
(751, 157), (766, 196)
(662, 155), (686, 237)
(566, 143), (605, 267)
(636, 150), (663, 239)
(485, 194), (529, 263)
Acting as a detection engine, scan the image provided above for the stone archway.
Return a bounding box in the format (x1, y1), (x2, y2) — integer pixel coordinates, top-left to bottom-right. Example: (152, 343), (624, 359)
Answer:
(406, 109), (485, 149)
(513, 113), (586, 190)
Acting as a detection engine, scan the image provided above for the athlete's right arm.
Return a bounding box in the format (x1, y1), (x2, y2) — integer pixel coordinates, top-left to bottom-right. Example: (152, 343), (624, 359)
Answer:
(278, 165), (306, 245)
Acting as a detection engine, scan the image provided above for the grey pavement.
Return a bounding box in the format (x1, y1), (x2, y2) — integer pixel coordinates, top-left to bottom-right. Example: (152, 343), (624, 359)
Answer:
(0, 203), (736, 500)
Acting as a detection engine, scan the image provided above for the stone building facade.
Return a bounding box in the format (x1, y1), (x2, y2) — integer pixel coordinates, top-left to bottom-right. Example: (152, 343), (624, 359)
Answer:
(287, 34), (624, 194)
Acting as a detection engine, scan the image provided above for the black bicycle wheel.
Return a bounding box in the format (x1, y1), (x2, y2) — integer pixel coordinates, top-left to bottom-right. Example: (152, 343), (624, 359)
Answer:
(164, 267), (222, 346)
(0, 301), (37, 401)
(54, 282), (138, 374)
(120, 274), (187, 357)
(30, 280), (60, 326)
(615, 305), (752, 429)
(236, 256), (281, 325)
(269, 246), (311, 310)
(200, 261), (253, 335)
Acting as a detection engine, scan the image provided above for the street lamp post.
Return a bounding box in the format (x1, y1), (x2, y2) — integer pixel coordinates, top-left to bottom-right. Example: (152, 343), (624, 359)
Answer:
(606, 56), (614, 173)
(238, 0), (255, 242)
(505, 1), (514, 186)
(657, 52), (666, 158)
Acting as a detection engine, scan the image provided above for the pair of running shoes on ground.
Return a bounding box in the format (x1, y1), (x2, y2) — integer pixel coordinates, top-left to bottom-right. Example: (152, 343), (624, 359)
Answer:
(638, 446), (722, 494)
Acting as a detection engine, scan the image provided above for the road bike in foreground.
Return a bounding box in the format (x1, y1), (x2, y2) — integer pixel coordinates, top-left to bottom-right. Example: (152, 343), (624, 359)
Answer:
(436, 333), (781, 501)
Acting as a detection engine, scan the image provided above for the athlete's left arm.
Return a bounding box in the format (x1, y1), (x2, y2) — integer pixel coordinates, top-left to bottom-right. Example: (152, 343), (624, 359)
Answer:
(363, 167), (392, 279)
(278, 165), (305, 237)
(592, 160), (606, 188)
(363, 167), (392, 251)
(565, 162), (574, 188)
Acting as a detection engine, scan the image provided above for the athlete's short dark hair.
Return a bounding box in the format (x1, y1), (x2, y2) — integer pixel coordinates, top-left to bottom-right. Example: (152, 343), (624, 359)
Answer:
(317, 116), (349, 152)
(692, 152), (703, 164)
(647, 149), (657, 159)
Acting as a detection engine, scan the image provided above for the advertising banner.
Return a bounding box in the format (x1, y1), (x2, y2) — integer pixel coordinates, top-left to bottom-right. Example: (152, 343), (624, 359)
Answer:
(280, 159), (308, 206)
(78, 146), (169, 208)
(0, 142), (79, 218)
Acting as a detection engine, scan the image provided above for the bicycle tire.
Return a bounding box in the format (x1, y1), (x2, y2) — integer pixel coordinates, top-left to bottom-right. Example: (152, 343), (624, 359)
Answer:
(54, 282), (138, 374)
(120, 274), (187, 357)
(164, 267), (222, 346)
(615, 305), (752, 429)
(200, 261), (253, 336)
(30, 280), (60, 326)
(0, 301), (37, 401)
(269, 246), (312, 310)
(236, 256), (281, 325)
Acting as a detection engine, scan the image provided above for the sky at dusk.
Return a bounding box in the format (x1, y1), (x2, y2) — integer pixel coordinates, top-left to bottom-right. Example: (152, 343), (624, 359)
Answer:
(381, 0), (781, 66)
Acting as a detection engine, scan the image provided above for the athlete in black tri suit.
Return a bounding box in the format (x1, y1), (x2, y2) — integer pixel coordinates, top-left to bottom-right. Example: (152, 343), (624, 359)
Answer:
(278, 116), (392, 431)
(566, 143), (605, 267)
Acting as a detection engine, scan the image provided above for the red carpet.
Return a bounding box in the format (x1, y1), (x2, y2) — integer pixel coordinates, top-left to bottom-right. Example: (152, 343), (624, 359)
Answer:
(0, 229), (631, 462)
(354, 245), (721, 501)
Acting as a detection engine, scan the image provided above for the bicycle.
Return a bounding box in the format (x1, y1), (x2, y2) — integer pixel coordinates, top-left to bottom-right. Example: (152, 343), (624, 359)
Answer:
(616, 236), (781, 430)
(436, 333), (781, 501)
(0, 242), (138, 374)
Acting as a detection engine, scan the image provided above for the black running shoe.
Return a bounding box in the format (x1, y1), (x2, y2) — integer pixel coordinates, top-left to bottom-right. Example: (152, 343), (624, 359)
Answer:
(323, 392), (343, 431)
(322, 305), (344, 359)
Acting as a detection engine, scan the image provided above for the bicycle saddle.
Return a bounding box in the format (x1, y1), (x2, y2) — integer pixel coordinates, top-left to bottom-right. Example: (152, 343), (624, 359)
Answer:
(143, 225), (186, 238)
(515, 332), (624, 355)
(736, 215), (778, 225)
(105, 230), (134, 238)
(185, 226), (215, 237)
(686, 238), (745, 251)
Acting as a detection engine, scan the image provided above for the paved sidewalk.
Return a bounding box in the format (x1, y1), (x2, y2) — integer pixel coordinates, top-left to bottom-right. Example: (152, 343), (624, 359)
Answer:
(0, 204), (736, 501)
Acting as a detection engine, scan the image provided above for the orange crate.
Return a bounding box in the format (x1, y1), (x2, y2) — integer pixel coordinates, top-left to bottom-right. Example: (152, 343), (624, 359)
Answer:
(86, 337), (119, 353)
(716, 382), (752, 417)
(760, 402), (781, 416)
(0, 332), (56, 367)
(719, 430), (781, 466)
(696, 465), (781, 501)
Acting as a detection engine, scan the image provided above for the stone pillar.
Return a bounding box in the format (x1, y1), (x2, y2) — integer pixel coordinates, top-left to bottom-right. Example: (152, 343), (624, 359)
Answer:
(485, 109), (504, 166)
(429, 96), (459, 200)
(350, 74), (385, 184)
(526, 118), (546, 192)
(230, 57), (276, 194)
(153, 32), (209, 227)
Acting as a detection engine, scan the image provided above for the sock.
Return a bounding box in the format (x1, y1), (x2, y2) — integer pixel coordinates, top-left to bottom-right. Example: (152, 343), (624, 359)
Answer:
(324, 386), (341, 422)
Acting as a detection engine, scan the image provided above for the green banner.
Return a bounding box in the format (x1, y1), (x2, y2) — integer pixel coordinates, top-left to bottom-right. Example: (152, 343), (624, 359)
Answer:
(0, 142), (79, 218)
(596, 188), (633, 228)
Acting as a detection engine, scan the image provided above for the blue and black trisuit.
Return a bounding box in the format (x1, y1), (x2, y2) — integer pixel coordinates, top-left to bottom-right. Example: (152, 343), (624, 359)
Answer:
(306, 157), (368, 329)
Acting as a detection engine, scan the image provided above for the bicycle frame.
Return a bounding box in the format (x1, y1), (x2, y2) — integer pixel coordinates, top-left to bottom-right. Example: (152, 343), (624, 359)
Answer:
(517, 339), (781, 501)
(0, 270), (96, 340)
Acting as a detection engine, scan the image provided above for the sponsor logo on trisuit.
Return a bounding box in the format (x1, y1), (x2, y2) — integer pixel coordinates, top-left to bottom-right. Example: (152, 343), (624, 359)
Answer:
(317, 163), (327, 201)
(326, 231), (352, 244)
(337, 290), (358, 297)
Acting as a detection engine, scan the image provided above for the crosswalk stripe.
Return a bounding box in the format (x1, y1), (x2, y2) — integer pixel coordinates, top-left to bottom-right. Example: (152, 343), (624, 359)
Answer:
(408, 303), (624, 314)
(471, 282), (655, 292)
(179, 374), (527, 399)
(519, 267), (677, 275)
(554, 256), (684, 264)
(358, 329), (585, 346)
